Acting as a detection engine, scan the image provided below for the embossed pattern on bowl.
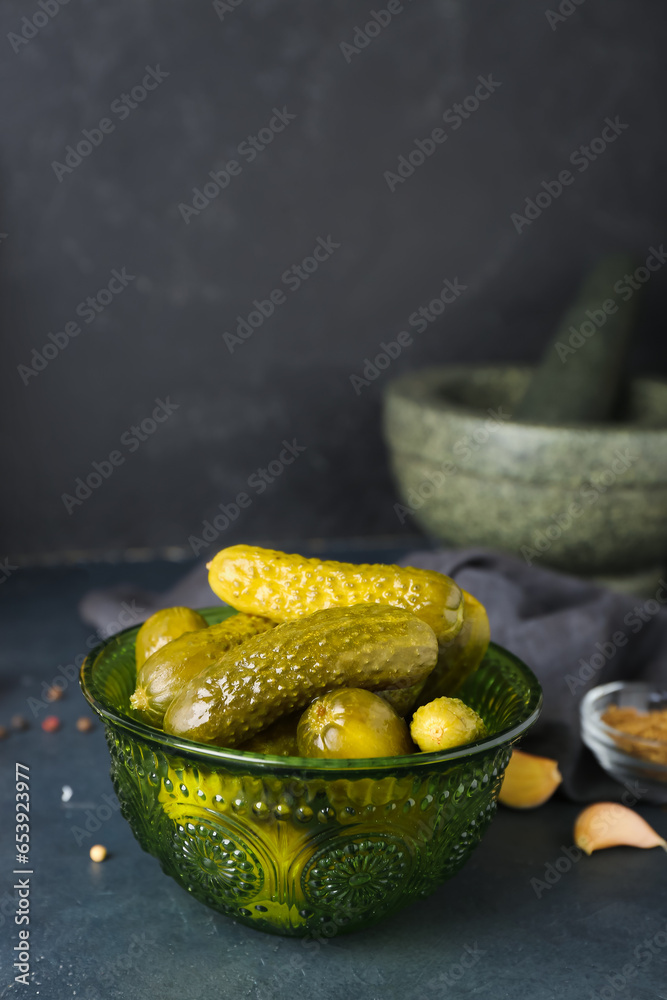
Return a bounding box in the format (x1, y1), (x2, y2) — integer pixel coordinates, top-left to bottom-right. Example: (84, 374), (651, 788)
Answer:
(81, 607), (541, 936)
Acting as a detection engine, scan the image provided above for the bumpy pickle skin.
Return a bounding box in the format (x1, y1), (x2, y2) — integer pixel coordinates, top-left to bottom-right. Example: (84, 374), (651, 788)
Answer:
(163, 604), (438, 748)
(377, 680), (427, 717)
(410, 696), (487, 752)
(135, 607), (208, 669)
(206, 544), (464, 643)
(417, 591), (490, 705)
(239, 713), (301, 757)
(297, 688), (414, 759)
(378, 591), (488, 715)
(129, 613), (275, 726)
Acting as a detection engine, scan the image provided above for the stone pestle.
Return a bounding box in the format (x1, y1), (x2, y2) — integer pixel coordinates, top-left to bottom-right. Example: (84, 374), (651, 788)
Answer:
(515, 254), (639, 424)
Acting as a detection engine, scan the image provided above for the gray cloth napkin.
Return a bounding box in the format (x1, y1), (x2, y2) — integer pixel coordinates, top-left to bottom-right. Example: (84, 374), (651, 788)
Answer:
(79, 548), (667, 802)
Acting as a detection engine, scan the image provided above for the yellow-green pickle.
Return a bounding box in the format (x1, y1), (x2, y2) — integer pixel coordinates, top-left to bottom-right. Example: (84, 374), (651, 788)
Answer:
(207, 544), (464, 643)
(410, 696), (487, 752)
(130, 613), (275, 725)
(134, 606), (207, 668)
(418, 591), (490, 704)
(368, 593), (489, 715)
(297, 687), (414, 758)
(239, 712), (301, 757)
(163, 604), (438, 747)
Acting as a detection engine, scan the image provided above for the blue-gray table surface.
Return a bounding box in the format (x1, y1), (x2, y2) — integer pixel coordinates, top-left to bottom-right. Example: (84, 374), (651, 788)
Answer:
(1, 545), (666, 1000)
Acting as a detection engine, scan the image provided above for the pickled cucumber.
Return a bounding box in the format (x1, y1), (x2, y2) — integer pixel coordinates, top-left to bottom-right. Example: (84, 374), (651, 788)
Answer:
(130, 613), (275, 726)
(135, 607), (207, 669)
(163, 604), (438, 747)
(417, 591), (490, 705)
(207, 544), (464, 643)
(297, 688), (414, 759)
(239, 713), (300, 757)
(377, 680), (426, 717)
(410, 696), (487, 752)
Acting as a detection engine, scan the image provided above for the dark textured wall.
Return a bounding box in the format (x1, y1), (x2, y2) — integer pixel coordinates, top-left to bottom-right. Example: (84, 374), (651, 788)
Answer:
(1, 0), (666, 559)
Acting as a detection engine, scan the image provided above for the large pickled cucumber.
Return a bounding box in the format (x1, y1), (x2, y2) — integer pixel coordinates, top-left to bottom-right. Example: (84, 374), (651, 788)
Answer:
(130, 613), (275, 726)
(163, 604), (438, 747)
(417, 591), (490, 706)
(207, 544), (464, 642)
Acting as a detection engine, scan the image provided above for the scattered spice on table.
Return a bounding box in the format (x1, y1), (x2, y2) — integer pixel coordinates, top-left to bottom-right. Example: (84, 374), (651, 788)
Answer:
(76, 717), (94, 732)
(0, 725), (8, 740)
(11, 715), (28, 730)
(89, 845), (108, 863)
(45, 685), (64, 701)
(41, 716), (61, 732)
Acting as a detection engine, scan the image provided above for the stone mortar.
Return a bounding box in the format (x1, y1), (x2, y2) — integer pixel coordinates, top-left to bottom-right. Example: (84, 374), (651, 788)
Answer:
(383, 366), (667, 583)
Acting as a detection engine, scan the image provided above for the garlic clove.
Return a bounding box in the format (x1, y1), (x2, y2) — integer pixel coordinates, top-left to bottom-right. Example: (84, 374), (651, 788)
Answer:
(574, 802), (667, 855)
(498, 749), (562, 809)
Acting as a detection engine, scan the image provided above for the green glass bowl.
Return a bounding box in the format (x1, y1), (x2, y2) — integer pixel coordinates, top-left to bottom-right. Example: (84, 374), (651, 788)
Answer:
(80, 607), (542, 937)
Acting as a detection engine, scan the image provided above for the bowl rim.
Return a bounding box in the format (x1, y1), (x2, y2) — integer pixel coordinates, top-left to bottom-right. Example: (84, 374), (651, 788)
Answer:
(581, 681), (667, 756)
(80, 617), (542, 775)
(385, 365), (667, 436)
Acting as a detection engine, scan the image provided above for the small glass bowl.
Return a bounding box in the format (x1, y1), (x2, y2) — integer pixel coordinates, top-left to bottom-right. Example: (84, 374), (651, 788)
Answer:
(581, 682), (667, 804)
(81, 607), (542, 937)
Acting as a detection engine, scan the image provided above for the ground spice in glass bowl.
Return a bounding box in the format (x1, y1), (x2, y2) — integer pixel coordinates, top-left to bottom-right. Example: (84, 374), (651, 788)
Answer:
(581, 683), (667, 803)
(601, 705), (667, 767)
